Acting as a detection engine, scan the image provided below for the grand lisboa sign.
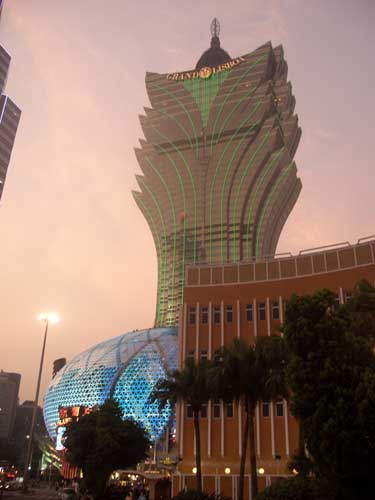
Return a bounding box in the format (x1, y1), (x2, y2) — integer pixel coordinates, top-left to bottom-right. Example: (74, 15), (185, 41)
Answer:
(166, 56), (246, 81)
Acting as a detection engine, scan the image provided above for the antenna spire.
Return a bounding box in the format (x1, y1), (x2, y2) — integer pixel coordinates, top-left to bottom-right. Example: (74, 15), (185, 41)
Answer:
(210, 18), (220, 38)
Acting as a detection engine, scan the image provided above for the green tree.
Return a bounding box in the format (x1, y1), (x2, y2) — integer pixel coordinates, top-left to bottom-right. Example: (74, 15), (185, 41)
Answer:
(209, 337), (288, 500)
(255, 477), (333, 500)
(150, 358), (210, 494)
(63, 399), (149, 499)
(347, 279), (375, 344)
(283, 289), (375, 499)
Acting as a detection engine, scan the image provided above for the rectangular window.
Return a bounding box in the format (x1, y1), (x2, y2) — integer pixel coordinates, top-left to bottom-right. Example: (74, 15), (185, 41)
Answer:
(226, 305), (233, 323)
(226, 402), (234, 418)
(262, 402), (269, 417)
(189, 307), (196, 325)
(213, 307), (221, 324)
(213, 400), (221, 418)
(259, 303), (266, 321)
(276, 401), (284, 417)
(332, 295), (340, 311)
(201, 307), (208, 324)
(186, 405), (193, 418)
(272, 301), (280, 320)
(245, 303), (253, 321)
(200, 350), (208, 362)
(187, 350), (195, 361)
(200, 404), (207, 418)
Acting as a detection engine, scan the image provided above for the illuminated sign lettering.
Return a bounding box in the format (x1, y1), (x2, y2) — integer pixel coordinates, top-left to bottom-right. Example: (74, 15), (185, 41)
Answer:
(166, 56), (246, 81)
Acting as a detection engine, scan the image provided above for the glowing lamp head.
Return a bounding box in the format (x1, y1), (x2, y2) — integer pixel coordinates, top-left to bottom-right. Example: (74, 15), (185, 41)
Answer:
(224, 467), (231, 474)
(37, 312), (60, 324)
(258, 467), (265, 475)
(192, 467), (197, 474)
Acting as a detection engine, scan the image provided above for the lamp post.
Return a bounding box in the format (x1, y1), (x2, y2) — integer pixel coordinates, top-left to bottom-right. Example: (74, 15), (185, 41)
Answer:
(22, 312), (59, 491)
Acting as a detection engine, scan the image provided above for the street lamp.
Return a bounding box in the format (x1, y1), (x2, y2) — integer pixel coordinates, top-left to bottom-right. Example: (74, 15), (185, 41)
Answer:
(22, 312), (59, 491)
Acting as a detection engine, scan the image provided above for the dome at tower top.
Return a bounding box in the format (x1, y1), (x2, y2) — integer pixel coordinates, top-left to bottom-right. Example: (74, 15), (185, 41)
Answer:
(195, 18), (231, 70)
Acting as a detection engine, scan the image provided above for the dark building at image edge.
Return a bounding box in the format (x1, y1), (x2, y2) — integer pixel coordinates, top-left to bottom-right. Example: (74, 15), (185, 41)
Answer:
(0, 0), (21, 200)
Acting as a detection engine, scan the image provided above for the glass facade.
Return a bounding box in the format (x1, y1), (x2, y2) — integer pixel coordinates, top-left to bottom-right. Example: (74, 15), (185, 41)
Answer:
(0, 1), (21, 199)
(133, 38), (301, 327)
(43, 328), (178, 444)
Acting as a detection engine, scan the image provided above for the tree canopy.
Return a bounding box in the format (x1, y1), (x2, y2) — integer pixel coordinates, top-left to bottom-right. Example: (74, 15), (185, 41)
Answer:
(283, 285), (375, 499)
(63, 399), (149, 499)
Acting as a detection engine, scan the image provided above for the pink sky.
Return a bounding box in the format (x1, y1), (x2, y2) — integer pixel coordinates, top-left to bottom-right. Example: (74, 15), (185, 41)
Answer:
(0, 0), (374, 402)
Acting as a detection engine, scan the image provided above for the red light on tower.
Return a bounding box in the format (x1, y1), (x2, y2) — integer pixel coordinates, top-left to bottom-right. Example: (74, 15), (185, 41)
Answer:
(179, 211), (185, 223)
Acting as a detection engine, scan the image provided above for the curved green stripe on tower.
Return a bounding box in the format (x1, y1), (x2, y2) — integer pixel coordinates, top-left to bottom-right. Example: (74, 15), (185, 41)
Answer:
(228, 132), (271, 262)
(209, 55), (266, 154)
(155, 107), (194, 149)
(137, 176), (169, 325)
(149, 81), (200, 155)
(135, 196), (164, 325)
(151, 126), (198, 264)
(244, 148), (286, 258)
(208, 99), (263, 263)
(148, 142), (187, 307)
(255, 163), (294, 257)
(219, 123), (269, 262)
(184, 71), (229, 128)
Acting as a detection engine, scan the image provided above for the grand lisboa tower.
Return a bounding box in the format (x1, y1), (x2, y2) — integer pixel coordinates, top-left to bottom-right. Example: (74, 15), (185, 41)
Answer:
(44, 19), (301, 450)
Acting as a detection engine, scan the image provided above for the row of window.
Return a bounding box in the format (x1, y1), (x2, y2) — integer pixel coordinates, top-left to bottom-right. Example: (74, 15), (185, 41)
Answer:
(188, 302), (280, 325)
(188, 292), (353, 326)
(185, 401), (284, 418)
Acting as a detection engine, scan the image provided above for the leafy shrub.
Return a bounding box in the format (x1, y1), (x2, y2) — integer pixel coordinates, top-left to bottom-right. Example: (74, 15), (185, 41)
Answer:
(173, 490), (229, 500)
(255, 477), (333, 500)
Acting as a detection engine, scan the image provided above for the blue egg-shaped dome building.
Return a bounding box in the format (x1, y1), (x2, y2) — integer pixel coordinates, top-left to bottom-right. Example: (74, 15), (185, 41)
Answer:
(43, 328), (178, 444)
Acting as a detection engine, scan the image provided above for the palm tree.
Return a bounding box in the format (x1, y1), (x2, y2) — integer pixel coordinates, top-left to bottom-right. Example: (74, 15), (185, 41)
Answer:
(209, 336), (288, 500)
(149, 358), (210, 494)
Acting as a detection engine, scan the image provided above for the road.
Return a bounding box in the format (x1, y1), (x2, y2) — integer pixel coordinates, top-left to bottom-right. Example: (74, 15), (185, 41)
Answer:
(2, 488), (58, 500)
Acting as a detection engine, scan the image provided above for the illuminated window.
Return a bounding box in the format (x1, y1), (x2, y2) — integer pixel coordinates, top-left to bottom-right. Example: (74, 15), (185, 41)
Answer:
(259, 303), (266, 320)
(245, 304), (253, 321)
(201, 307), (208, 324)
(226, 305), (233, 323)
